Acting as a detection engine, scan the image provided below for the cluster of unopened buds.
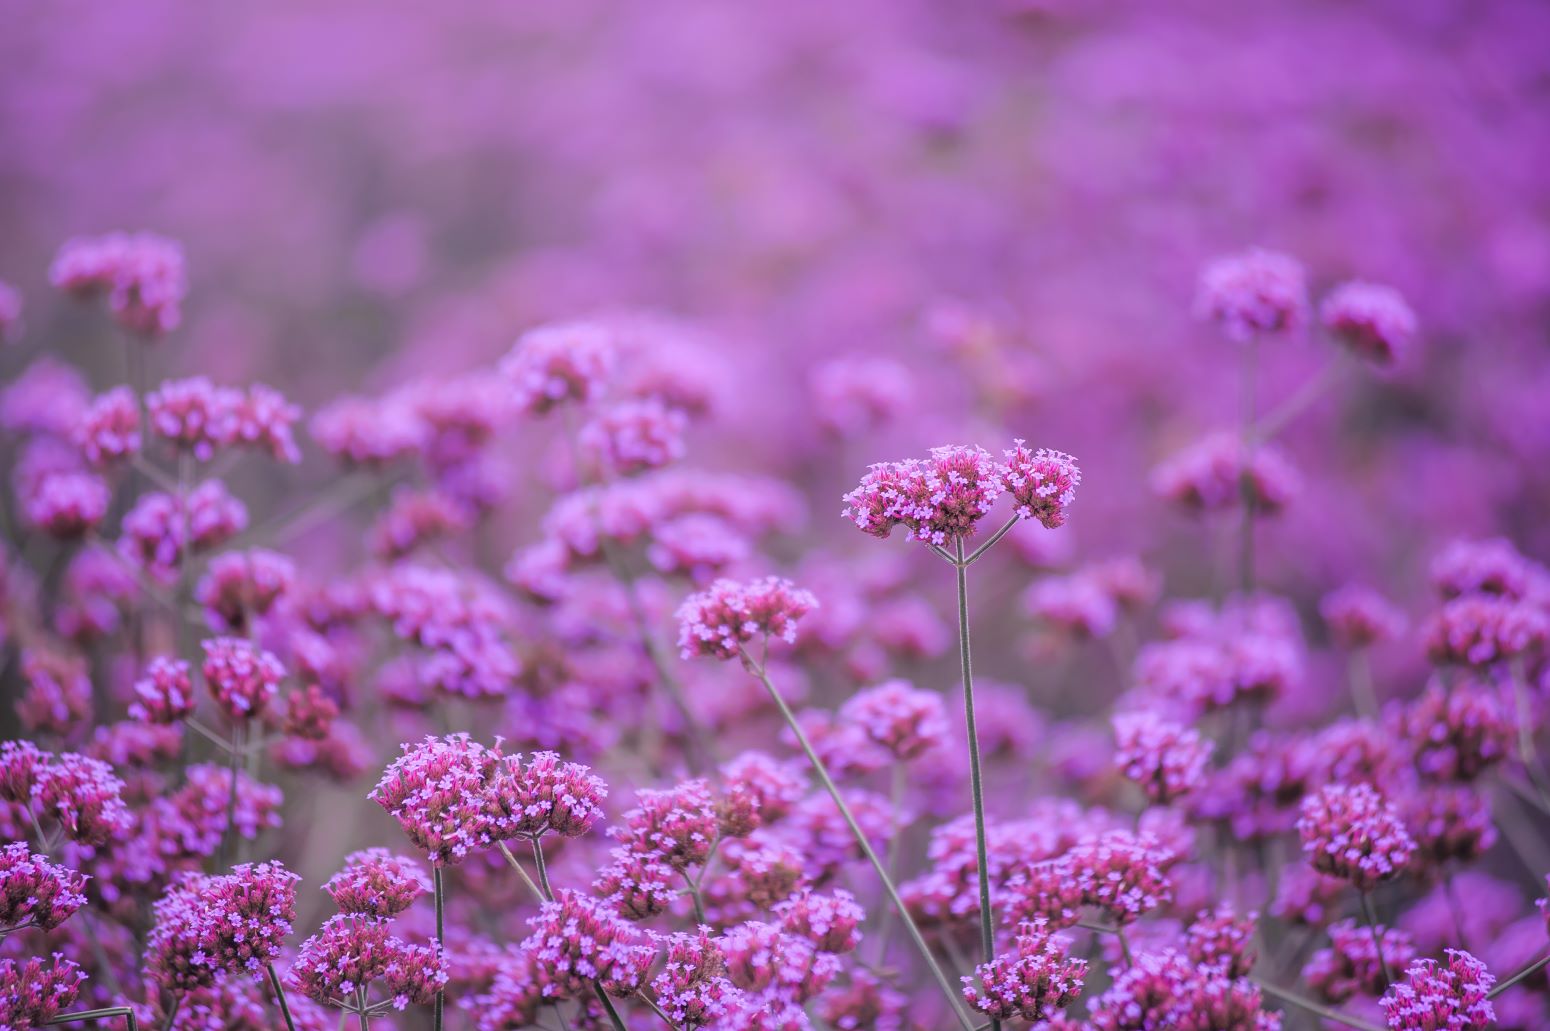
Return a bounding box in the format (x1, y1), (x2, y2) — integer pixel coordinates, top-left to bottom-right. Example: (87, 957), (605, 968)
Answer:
(1, 227), (1548, 1031)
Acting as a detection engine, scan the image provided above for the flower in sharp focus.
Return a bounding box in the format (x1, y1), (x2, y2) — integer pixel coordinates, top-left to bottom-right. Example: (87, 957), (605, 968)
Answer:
(0, 954), (85, 1030)
(1297, 783), (1416, 891)
(961, 918), (1087, 1024)
(488, 749), (608, 840)
(323, 848), (430, 918)
(0, 842), (90, 932)
(1379, 950), (1495, 1031)
(369, 734), (501, 865)
(1002, 440), (1081, 529)
(290, 913), (448, 1010)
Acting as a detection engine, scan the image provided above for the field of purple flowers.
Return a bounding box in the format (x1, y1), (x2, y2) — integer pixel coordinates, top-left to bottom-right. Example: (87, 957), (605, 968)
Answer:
(4, 2), (1550, 1029)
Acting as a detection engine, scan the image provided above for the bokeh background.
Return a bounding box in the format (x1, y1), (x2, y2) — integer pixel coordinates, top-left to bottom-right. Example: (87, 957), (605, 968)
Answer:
(5, 2), (1550, 1025)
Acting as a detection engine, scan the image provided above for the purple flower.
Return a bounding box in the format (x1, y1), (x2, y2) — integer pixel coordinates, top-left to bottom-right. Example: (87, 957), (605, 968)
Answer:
(1321, 280), (1418, 367)
(579, 396), (688, 476)
(1002, 440), (1081, 529)
(1379, 950), (1495, 1031)
(74, 386), (142, 465)
(500, 320), (617, 415)
(290, 913), (447, 1010)
(0, 842), (89, 932)
(50, 231), (186, 336)
(677, 576), (819, 660)
(1195, 246), (1309, 341)
(1113, 711), (1211, 806)
(1321, 584), (1408, 649)
(1297, 783), (1416, 891)
(323, 849), (430, 918)
(1305, 919), (1417, 1002)
(201, 636), (285, 721)
(0, 954), (85, 1029)
(369, 734), (501, 865)
(962, 919), (1087, 1023)
(839, 679), (949, 761)
(1152, 432), (1300, 516)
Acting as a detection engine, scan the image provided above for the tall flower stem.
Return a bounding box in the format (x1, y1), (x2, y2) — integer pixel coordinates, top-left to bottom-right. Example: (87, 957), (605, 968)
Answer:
(1489, 949), (1550, 999)
(497, 841), (545, 902)
(1509, 658), (1550, 809)
(1238, 338), (1259, 594)
(267, 963), (299, 1031)
(432, 866), (445, 1031)
(871, 761), (908, 964)
(44, 1007), (140, 1030)
(951, 539), (998, 994)
(1253, 979), (1384, 1031)
(159, 996), (181, 1031)
(217, 724), (243, 870)
(1348, 650), (1378, 720)
(743, 651), (977, 1031)
(530, 837), (555, 900)
(1358, 891), (1393, 987)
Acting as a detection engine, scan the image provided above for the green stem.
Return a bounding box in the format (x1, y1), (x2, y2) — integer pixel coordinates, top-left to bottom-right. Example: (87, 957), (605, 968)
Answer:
(1488, 948), (1550, 999)
(44, 1007), (140, 1030)
(267, 963), (299, 1031)
(530, 837), (555, 900)
(1253, 979), (1384, 1031)
(592, 986), (628, 1031)
(1359, 891), (1393, 988)
(952, 541), (998, 990)
(745, 654), (976, 1031)
(432, 866), (445, 1031)
(159, 995), (181, 1031)
(497, 841), (546, 902)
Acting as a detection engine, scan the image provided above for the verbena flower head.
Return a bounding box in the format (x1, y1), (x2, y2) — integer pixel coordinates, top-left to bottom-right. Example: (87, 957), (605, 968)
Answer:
(0, 740), (48, 803)
(1152, 432), (1300, 515)
(199, 861), (300, 974)
(500, 319), (617, 415)
(1304, 918), (1417, 1003)
(962, 919), (1087, 1024)
(776, 889), (865, 953)
(1379, 950), (1495, 1031)
(370, 734), (500, 865)
(1297, 782), (1416, 891)
(146, 376), (240, 460)
(74, 386), (141, 465)
(1063, 830), (1176, 925)
(1089, 947), (1279, 1031)
(283, 683), (340, 741)
(33, 752), (133, 846)
(839, 679), (949, 761)
(1185, 906), (1258, 979)
(488, 749), (608, 839)
(231, 382), (302, 463)
(195, 549), (295, 633)
(613, 778), (719, 869)
(50, 231), (187, 336)
(579, 397), (688, 476)
(1321, 280), (1417, 367)
(721, 919), (840, 1002)
(1430, 538), (1535, 600)
(291, 913), (448, 1010)
(1423, 594), (1548, 667)
(1194, 246), (1309, 341)
(1321, 584), (1408, 649)
(676, 576), (818, 660)
(1002, 441), (1081, 529)
(517, 890), (653, 1000)
(1113, 711), (1211, 806)
(593, 846), (678, 921)
(841, 445), (1004, 546)
(23, 470), (109, 539)
(649, 929), (747, 1028)
(719, 751), (806, 830)
(0, 842), (89, 932)
(323, 848), (430, 918)
(0, 954), (85, 1030)
(1399, 680), (1513, 783)
(201, 636), (284, 721)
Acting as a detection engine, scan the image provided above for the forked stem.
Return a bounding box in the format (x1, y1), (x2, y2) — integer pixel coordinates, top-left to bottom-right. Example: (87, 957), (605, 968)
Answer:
(744, 651), (977, 1031)
(952, 538), (998, 1015)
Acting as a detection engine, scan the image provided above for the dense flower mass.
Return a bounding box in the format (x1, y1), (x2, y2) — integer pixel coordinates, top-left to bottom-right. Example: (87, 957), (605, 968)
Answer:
(676, 576), (818, 660)
(962, 919), (1087, 1023)
(8, 17), (1550, 1031)
(1297, 783), (1416, 891)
